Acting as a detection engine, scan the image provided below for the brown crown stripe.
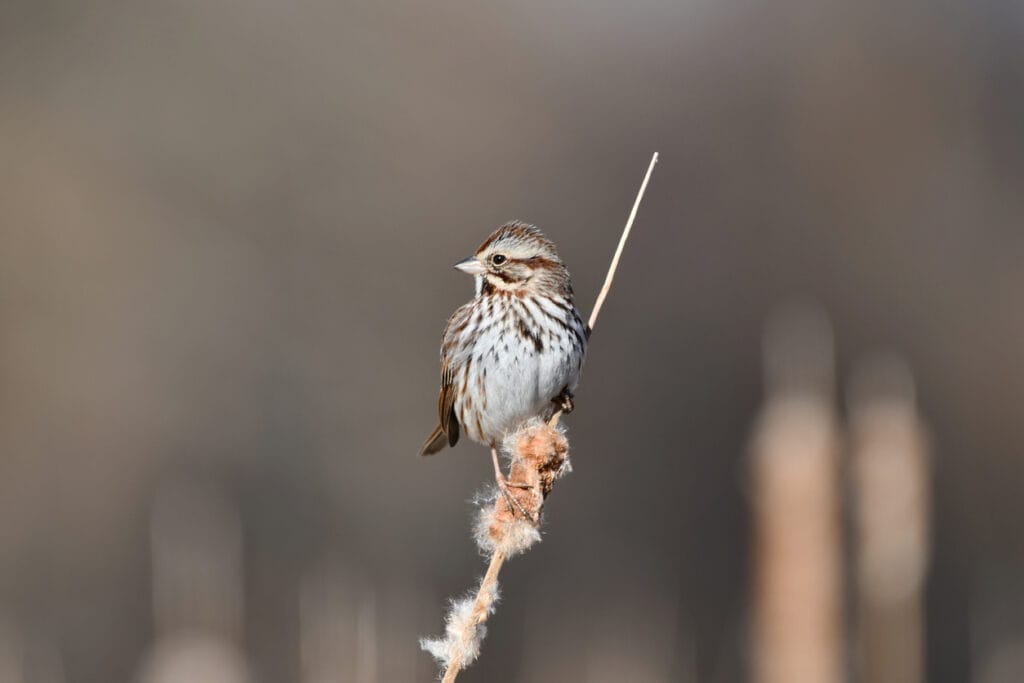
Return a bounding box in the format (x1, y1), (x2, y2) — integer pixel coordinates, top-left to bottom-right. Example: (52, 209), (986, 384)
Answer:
(476, 222), (558, 256)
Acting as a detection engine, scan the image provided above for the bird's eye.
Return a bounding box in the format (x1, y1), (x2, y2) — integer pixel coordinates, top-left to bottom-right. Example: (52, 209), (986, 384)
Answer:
(490, 254), (507, 265)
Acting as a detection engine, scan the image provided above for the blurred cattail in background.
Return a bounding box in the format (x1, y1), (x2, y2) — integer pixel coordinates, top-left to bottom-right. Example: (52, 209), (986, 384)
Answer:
(849, 355), (930, 683)
(0, 615), (64, 683)
(750, 303), (843, 683)
(135, 479), (251, 683)
(299, 563), (380, 683)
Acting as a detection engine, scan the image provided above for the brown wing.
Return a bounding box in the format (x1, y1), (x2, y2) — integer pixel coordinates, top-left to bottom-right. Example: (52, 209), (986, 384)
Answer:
(419, 361), (458, 456)
(437, 357), (460, 447)
(420, 303), (471, 455)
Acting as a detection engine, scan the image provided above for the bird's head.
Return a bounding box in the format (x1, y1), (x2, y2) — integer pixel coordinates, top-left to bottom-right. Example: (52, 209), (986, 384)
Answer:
(455, 222), (571, 297)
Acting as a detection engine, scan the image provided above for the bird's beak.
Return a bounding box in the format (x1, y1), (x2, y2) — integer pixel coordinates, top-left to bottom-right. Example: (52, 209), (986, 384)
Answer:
(453, 256), (486, 276)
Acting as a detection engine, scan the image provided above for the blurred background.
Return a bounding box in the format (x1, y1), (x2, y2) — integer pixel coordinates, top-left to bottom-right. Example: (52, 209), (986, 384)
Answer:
(1, 1), (1022, 681)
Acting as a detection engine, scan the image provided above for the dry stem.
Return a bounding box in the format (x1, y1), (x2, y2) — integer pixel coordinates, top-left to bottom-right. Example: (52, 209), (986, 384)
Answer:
(428, 153), (659, 682)
(588, 152), (658, 332)
(439, 551), (506, 683)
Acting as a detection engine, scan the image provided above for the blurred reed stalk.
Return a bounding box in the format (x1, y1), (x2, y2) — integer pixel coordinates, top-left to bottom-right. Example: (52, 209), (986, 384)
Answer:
(751, 305), (843, 683)
(0, 617), (63, 683)
(299, 566), (381, 683)
(422, 153), (658, 682)
(849, 356), (930, 683)
(137, 479), (252, 683)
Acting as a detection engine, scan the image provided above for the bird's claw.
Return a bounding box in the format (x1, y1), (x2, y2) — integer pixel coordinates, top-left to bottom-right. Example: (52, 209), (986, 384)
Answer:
(496, 473), (536, 522)
(552, 387), (574, 415)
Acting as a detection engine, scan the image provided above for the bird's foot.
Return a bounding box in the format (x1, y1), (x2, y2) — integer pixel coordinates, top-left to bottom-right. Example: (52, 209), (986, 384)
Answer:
(495, 473), (537, 522)
(491, 447), (536, 522)
(552, 387), (574, 415)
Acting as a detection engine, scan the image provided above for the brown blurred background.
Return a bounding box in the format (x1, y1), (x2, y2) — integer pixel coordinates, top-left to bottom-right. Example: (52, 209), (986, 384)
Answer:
(1, 1), (1022, 681)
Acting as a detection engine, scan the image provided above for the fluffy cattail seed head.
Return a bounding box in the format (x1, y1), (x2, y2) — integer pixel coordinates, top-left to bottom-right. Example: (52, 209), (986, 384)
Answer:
(473, 419), (571, 558)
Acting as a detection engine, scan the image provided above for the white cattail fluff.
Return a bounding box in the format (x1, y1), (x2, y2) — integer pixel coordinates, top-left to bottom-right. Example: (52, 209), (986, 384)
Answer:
(474, 503), (542, 557)
(419, 579), (500, 675)
(422, 419), (569, 678)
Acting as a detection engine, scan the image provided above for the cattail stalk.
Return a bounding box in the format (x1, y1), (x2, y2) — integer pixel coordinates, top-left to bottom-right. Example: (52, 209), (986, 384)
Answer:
(850, 356), (929, 683)
(751, 305), (843, 683)
(443, 551), (505, 683)
(588, 152), (658, 332)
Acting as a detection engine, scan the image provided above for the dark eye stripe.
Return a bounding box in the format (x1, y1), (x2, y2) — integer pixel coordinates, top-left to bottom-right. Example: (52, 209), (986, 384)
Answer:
(525, 256), (559, 269)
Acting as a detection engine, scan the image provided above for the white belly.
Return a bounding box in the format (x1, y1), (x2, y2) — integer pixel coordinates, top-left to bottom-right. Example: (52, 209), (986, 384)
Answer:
(456, 307), (583, 446)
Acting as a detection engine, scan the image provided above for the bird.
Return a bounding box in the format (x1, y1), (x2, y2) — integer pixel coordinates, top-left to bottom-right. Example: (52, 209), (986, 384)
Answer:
(420, 221), (588, 514)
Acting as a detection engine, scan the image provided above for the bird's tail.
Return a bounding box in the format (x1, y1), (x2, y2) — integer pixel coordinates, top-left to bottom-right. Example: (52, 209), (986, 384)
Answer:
(419, 424), (449, 456)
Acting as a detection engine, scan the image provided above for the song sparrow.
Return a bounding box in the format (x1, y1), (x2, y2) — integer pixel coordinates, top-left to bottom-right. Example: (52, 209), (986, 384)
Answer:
(420, 222), (588, 513)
